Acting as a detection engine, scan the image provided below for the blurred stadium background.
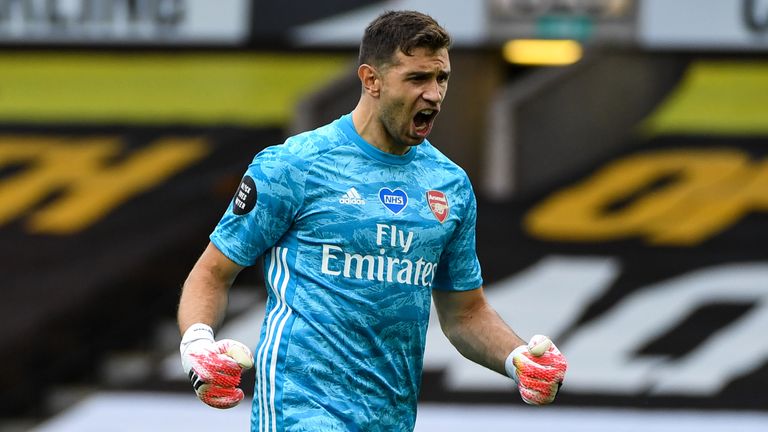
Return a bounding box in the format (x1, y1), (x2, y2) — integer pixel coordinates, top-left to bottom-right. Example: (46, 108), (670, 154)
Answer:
(2, 0), (768, 430)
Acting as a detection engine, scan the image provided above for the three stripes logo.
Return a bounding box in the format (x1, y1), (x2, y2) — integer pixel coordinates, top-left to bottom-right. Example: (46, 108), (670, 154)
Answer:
(339, 187), (366, 205)
(257, 246), (294, 431)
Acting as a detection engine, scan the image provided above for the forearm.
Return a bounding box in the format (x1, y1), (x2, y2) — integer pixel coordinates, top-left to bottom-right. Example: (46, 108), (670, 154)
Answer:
(177, 243), (242, 333)
(178, 271), (229, 333)
(435, 288), (567, 405)
(441, 298), (526, 376)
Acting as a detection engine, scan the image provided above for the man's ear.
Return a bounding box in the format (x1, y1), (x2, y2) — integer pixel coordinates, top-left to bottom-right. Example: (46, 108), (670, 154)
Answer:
(358, 64), (381, 97)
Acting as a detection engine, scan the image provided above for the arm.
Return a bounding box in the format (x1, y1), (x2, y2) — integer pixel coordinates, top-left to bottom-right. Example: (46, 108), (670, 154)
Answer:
(433, 286), (567, 405)
(177, 242), (253, 409)
(432, 286), (525, 375)
(178, 242), (244, 333)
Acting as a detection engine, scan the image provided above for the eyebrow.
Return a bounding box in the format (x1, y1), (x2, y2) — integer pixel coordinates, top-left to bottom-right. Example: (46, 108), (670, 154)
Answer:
(405, 70), (451, 79)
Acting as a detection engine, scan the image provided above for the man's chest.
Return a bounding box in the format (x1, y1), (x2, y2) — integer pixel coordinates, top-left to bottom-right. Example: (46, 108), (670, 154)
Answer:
(293, 164), (462, 261)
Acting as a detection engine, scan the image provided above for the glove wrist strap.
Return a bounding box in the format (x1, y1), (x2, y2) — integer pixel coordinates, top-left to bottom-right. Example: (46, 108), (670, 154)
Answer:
(180, 322), (215, 355)
(505, 344), (529, 384)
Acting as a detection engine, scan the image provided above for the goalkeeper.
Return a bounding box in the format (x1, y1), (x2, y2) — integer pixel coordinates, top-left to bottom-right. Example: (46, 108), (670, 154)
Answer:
(177, 9), (567, 432)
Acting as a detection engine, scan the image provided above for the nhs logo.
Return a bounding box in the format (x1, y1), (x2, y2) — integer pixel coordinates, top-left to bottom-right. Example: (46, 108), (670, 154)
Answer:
(384, 195), (404, 205)
(379, 187), (408, 214)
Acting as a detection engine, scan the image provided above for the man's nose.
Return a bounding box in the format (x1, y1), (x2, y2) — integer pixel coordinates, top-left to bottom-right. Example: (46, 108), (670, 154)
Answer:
(423, 80), (443, 103)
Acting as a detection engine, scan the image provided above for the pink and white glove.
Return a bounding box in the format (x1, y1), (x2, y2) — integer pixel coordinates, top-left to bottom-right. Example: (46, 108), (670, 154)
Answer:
(180, 323), (254, 409)
(505, 334), (567, 405)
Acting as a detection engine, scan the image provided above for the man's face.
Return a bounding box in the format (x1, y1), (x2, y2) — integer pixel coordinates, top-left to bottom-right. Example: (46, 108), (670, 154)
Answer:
(377, 47), (450, 151)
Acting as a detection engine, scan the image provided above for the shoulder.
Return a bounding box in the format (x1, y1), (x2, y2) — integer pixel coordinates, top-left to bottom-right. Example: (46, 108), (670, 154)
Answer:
(260, 119), (350, 166)
(417, 140), (472, 185)
(249, 118), (351, 174)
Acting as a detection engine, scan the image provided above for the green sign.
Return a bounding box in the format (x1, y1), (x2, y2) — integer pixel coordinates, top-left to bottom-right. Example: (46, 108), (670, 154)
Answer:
(536, 15), (594, 40)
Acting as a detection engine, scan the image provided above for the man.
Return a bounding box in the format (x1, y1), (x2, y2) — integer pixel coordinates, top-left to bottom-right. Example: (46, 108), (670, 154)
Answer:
(177, 10), (567, 432)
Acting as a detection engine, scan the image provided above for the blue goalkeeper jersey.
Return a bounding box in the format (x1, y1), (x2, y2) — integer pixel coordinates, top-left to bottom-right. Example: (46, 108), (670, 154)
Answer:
(210, 113), (483, 432)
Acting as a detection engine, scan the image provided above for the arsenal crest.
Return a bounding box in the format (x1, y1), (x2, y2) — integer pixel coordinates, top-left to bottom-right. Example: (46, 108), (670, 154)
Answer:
(426, 190), (449, 223)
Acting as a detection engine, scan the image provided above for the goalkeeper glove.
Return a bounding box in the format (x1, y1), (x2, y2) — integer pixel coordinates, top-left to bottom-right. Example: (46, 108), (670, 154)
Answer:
(180, 323), (254, 409)
(505, 334), (567, 405)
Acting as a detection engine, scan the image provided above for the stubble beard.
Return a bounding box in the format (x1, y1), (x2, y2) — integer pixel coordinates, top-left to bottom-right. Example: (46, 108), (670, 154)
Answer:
(379, 101), (423, 151)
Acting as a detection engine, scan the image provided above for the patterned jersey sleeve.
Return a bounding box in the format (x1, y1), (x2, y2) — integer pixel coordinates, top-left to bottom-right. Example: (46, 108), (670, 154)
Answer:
(210, 145), (307, 266)
(432, 176), (483, 291)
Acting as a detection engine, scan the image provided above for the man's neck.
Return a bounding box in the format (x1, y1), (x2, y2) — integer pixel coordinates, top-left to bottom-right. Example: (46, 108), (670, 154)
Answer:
(351, 104), (410, 156)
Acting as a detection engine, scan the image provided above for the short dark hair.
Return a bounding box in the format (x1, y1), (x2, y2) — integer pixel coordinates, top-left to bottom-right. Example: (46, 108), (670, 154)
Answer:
(359, 10), (451, 68)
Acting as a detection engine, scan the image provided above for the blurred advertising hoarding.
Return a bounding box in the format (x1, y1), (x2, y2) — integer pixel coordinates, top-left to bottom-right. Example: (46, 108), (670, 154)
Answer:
(488, 0), (768, 51)
(640, 0), (768, 50)
(0, 0), (250, 45)
(487, 0), (638, 45)
(3, 0), (768, 50)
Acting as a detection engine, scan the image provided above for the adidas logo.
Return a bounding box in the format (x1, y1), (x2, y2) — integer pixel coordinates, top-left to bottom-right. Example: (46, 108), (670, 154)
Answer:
(339, 187), (366, 205)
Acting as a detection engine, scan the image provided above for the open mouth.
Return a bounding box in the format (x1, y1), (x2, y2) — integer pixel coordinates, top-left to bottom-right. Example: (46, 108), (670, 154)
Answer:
(413, 109), (438, 137)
